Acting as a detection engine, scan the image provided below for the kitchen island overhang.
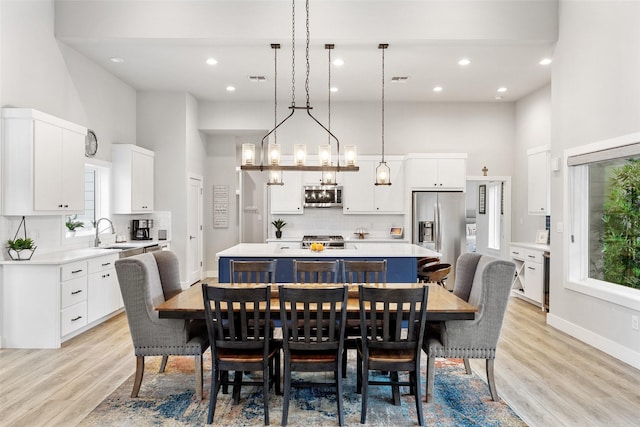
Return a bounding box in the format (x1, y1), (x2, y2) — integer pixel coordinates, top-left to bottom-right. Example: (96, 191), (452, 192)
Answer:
(216, 243), (441, 283)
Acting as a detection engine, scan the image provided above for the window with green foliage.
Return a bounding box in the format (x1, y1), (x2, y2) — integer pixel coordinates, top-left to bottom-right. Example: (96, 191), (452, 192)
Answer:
(567, 136), (640, 302)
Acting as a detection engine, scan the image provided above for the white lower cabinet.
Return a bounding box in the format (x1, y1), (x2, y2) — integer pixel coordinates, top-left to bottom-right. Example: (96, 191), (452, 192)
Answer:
(1, 253), (122, 349)
(510, 244), (547, 310)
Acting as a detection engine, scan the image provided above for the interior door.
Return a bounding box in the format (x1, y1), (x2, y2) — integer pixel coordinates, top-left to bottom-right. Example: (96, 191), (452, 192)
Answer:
(187, 176), (203, 285)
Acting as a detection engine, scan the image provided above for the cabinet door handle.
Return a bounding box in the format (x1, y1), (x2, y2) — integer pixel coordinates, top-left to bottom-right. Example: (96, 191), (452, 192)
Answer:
(71, 289), (83, 295)
(513, 251), (520, 255)
(528, 255), (536, 259)
(71, 316), (83, 322)
(58, 204), (63, 208)
(64, 204), (69, 208)
(527, 266), (536, 270)
(102, 273), (110, 278)
(71, 269), (83, 274)
(101, 262), (111, 266)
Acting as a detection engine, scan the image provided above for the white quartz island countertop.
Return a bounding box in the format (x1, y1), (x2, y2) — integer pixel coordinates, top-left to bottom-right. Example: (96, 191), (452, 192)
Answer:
(216, 243), (441, 259)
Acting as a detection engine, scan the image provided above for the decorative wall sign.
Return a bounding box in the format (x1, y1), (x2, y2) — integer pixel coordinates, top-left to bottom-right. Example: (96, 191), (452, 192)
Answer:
(478, 184), (486, 214)
(213, 185), (229, 228)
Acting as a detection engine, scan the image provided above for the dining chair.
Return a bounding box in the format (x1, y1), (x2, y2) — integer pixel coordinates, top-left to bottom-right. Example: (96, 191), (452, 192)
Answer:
(423, 253), (516, 403)
(225, 259), (278, 396)
(279, 285), (349, 426)
(357, 284), (429, 426)
(292, 259), (341, 284)
(114, 252), (209, 400)
(202, 284), (281, 426)
(230, 259), (277, 284)
(341, 260), (387, 378)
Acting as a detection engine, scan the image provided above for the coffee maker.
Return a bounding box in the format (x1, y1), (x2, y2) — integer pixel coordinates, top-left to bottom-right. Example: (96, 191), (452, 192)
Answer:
(132, 219), (153, 240)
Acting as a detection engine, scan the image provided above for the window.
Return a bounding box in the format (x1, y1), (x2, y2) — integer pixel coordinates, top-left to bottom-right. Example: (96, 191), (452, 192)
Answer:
(566, 133), (640, 310)
(487, 182), (502, 250)
(65, 161), (111, 240)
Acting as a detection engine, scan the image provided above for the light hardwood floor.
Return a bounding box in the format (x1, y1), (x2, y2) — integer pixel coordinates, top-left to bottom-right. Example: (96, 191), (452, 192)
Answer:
(1, 294), (639, 426)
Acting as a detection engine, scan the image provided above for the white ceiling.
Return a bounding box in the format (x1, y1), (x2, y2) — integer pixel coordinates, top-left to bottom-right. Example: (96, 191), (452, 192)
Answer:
(55, 0), (558, 103)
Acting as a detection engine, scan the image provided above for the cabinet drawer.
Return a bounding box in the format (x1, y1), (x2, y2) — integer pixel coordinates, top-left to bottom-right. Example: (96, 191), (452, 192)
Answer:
(61, 261), (87, 281)
(524, 250), (543, 264)
(509, 247), (526, 260)
(60, 277), (87, 308)
(60, 301), (87, 336)
(88, 254), (119, 274)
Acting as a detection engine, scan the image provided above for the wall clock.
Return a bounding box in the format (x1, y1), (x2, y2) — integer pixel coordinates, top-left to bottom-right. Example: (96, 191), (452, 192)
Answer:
(85, 129), (98, 157)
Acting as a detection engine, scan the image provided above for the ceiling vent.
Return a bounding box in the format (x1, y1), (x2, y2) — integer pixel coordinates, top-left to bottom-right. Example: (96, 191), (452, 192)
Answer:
(391, 76), (409, 83)
(248, 76), (267, 82)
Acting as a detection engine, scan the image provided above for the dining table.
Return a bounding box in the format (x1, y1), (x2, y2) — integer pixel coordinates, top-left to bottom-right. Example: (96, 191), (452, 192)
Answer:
(156, 282), (477, 321)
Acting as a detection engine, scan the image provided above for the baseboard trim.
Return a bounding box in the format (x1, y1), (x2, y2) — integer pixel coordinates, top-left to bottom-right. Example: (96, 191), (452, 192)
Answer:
(547, 313), (640, 370)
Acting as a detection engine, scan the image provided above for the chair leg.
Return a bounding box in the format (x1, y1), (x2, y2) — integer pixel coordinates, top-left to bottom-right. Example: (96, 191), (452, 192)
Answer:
(159, 355), (169, 373)
(341, 347), (348, 378)
(463, 358), (472, 374)
(263, 364), (270, 426)
(356, 351), (362, 394)
(336, 363), (345, 426)
(486, 359), (499, 401)
(275, 352), (282, 395)
(426, 356), (435, 403)
(360, 361), (368, 424)
(282, 362), (291, 426)
(232, 371), (243, 404)
(413, 364), (424, 426)
(208, 363), (222, 425)
(131, 355), (144, 398)
(391, 371), (401, 406)
(195, 354), (203, 401)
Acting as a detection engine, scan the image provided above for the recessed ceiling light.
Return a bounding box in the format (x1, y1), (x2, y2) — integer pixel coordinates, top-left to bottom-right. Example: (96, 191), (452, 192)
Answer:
(248, 76), (267, 82)
(497, 87), (508, 93)
(391, 76), (409, 83)
(333, 58), (344, 67)
(458, 58), (471, 66)
(226, 86), (236, 92)
(494, 95), (503, 100)
(433, 86), (443, 92)
(206, 58), (218, 66)
(109, 57), (124, 63)
(539, 58), (552, 66)
(330, 87), (339, 93)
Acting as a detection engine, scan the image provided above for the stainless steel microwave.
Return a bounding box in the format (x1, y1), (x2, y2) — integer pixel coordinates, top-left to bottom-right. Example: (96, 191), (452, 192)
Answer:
(303, 185), (343, 208)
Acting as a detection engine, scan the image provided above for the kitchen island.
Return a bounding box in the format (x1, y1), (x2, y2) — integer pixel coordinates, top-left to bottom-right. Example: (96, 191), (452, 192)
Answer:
(216, 243), (440, 283)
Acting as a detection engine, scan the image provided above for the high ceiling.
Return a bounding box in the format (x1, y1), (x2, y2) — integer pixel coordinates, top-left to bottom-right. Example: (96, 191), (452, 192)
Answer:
(55, 0), (558, 103)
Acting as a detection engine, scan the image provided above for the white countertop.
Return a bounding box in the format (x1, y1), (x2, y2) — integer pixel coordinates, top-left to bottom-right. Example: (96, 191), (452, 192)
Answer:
(0, 240), (171, 265)
(216, 243), (441, 259)
(510, 242), (551, 252)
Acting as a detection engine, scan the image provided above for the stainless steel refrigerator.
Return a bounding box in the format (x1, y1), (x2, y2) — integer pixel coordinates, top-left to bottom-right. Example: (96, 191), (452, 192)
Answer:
(412, 191), (466, 289)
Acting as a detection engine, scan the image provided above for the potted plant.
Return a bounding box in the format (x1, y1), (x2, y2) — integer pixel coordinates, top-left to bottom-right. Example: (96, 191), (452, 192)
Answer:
(271, 218), (286, 239)
(7, 216), (37, 260)
(65, 215), (85, 233)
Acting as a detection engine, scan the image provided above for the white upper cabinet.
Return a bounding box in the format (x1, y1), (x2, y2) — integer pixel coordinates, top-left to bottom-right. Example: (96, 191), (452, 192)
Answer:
(527, 146), (550, 215)
(342, 156), (404, 214)
(112, 144), (155, 214)
(2, 108), (86, 215)
(270, 171), (303, 214)
(405, 154), (467, 190)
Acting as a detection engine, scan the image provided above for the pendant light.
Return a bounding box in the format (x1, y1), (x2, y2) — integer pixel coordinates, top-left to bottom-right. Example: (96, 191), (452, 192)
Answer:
(321, 43), (336, 185)
(240, 0), (358, 174)
(267, 43), (283, 185)
(375, 43), (391, 186)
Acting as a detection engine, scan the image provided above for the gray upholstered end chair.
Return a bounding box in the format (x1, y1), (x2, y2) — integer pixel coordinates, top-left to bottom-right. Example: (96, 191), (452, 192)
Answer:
(423, 253), (516, 402)
(115, 251), (209, 400)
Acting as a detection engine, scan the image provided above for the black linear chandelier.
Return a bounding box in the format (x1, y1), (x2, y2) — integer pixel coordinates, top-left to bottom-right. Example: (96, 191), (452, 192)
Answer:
(240, 0), (359, 178)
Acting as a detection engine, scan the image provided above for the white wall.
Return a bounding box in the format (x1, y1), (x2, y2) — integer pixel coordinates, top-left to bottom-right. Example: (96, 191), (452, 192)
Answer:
(547, 1), (640, 368)
(0, 0), (136, 254)
(513, 85), (551, 242)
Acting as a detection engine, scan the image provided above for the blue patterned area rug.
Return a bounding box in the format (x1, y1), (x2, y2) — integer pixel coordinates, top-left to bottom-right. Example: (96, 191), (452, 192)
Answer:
(79, 356), (526, 426)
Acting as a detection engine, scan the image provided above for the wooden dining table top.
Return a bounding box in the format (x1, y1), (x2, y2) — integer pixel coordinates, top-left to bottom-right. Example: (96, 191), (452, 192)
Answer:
(156, 282), (477, 321)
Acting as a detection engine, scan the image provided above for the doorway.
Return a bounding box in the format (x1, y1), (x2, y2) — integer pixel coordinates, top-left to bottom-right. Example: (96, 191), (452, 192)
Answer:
(187, 175), (204, 285)
(465, 176), (511, 260)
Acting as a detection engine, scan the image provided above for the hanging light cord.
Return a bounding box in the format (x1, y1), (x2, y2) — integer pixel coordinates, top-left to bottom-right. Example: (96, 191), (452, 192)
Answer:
(381, 45), (386, 163)
(291, 0), (296, 108)
(328, 46), (332, 144)
(274, 45), (278, 143)
(305, 0), (311, 108)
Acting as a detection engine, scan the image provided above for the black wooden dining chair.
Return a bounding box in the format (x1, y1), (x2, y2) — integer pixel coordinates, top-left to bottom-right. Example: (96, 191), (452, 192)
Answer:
(202, 284), (281, 426)
(341, 260), (387, 378)
(230, 259), (277, 284)
(279, 285), (348, 426)
(292, 259), (341, 284)
(357, 285), (429, 426)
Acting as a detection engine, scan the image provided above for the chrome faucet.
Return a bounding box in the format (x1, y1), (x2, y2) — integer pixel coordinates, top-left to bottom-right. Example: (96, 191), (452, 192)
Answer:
(94, 217), (115, 247)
